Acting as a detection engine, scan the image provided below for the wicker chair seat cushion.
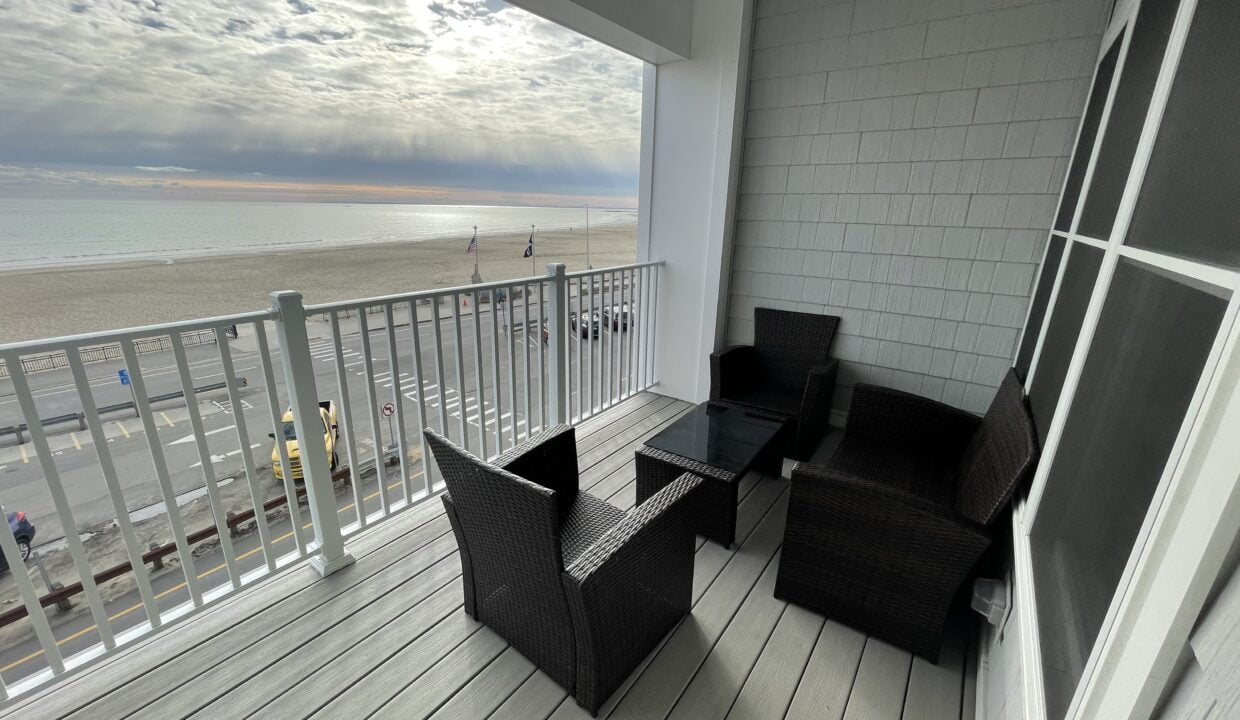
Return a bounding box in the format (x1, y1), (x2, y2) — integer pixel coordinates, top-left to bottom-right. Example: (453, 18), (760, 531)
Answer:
(826, 437), (956, 508)
(719, 384), (801, 417)
(560, 493), (625, 567)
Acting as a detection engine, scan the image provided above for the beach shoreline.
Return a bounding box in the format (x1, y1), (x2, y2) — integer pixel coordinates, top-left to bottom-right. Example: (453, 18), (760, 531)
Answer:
(0, 212), (636, 275)
(0, 223), (637, 342)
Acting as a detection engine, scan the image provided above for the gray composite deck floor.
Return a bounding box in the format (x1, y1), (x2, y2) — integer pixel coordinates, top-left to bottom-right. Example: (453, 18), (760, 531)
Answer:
(2, 392), (976, 720)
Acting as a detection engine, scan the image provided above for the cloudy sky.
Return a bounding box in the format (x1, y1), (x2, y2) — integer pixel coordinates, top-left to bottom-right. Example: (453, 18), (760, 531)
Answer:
(0, 0), (643, 205)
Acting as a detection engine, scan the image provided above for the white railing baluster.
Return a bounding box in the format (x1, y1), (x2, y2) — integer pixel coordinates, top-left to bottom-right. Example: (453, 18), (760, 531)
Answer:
(625, 269), (634, 398)
(167, 336), (241, 591)
(327, 313), (367, 529)
(604, 272), (613, 407)
(522, 284), (532, 440)
(356, 310), (390, 515)
(216, 329), (275, 571)
(506, 287), (517, 445)
(471, 290), (488, 459)
(572, 278), (581, 422)
(383, 304), (413, 502)
(118, 342), (206, 606)
(489, 290), (503, 454)
(537, 281), (546, 431)
(651, 265), (660, 385)
(619, 270), (629, 400)
(639, 267), (649, 389)
(255, 322), (308, 554)
(0, 487), (64, 674)
(431, 298), (451, 438)
(547, 264), (568, 424)
(407, 300), (432, 496)
(586, 274), (595, 416)
(452, 294), (469, 449)
(68, 346), (163, 621)
(4, 355), (116, 646)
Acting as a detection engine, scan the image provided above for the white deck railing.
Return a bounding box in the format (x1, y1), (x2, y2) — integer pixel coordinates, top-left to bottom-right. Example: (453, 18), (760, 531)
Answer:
(0, 260), (661, 703)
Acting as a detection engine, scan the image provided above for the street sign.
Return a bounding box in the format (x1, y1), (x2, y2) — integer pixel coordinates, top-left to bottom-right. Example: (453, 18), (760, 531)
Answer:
(381, 402), (395, 417)
(118, 369), (130, 386)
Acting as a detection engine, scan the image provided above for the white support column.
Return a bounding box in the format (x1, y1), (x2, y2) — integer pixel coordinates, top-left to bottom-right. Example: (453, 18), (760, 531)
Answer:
(638, 0), (753, 402)
(270, 291), (355, 577)
(546, 263), (568, 425)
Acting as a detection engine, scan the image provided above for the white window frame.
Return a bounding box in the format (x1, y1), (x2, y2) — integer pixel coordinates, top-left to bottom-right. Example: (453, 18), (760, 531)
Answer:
(1006, 0), (1240, 717)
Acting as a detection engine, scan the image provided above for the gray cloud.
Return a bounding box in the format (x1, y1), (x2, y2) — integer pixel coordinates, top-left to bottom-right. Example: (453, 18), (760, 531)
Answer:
(0, 0), (642, 200)
(134, 165), (198, 172)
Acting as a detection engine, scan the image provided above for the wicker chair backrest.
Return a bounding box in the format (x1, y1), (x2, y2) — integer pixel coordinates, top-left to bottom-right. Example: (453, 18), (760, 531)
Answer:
(424, 429), (567, 579)
(753, 307), (840, 391)
(954, 369), (1039, 526)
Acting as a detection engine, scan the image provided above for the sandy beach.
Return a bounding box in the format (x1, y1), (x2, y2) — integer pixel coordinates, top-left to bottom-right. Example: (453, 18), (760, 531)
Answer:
(0, 224), (636, 342)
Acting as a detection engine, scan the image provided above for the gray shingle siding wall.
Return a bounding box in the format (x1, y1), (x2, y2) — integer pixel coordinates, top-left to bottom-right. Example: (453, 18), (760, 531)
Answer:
(728, 0), (1109, 414)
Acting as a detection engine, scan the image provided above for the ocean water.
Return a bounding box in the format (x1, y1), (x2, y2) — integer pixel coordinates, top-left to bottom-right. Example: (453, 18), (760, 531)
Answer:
(0, 199), (635, 270)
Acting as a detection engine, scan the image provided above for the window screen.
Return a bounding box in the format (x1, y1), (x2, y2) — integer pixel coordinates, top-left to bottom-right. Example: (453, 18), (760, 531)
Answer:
(1054, 37), (1122, 233)
(1125, 0), (1240, 269)
(1076, 0), (1179, 240)
(1015, 235), (1066, 380)
(1026, 243), (1102, 444)
(1031, 258), (1228, 720)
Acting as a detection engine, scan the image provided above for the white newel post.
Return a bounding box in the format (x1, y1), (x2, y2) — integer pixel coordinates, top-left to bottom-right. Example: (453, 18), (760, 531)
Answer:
(546, 263), (568, 425)
(270, 291), (355, 577)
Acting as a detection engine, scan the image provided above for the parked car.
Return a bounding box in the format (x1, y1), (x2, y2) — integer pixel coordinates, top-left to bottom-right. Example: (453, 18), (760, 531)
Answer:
(571, 311), (601, 338)
(0, 512), (36, 573)
(270, 400), (339, 482)
(603, 304), (630, 331)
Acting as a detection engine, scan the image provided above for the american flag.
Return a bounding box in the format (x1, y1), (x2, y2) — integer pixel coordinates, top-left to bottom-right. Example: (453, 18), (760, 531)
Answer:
(523, 228), (534, 258)
(465, 230), (477, 255)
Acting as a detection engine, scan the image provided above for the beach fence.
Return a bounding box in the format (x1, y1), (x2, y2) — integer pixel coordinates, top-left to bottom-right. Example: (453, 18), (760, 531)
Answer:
(0, 328), (223, 378)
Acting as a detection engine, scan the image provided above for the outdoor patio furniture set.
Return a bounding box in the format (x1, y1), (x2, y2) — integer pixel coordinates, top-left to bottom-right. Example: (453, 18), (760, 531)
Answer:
(426, 307), (1039, 715)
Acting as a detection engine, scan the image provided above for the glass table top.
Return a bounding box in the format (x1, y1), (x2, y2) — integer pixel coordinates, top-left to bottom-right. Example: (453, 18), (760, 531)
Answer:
(642, 402), (785, 474)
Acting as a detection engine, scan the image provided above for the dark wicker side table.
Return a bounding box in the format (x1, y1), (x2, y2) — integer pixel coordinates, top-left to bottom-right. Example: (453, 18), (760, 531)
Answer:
(635, 403), (785, 547)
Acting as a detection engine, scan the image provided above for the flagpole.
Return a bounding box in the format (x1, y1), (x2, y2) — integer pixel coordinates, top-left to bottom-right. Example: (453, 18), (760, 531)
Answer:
(530, 224), (537, 275)
(585, 203), (591, 270)
(473, 225), (479, 275)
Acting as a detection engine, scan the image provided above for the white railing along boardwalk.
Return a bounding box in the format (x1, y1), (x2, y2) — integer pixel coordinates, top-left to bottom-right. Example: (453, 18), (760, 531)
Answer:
(0, 260), (661, 704)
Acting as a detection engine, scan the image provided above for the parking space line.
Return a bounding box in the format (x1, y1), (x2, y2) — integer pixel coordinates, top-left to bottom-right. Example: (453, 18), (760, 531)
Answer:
(19, 445), (29, 464)
(114, 421), (131, 439)
(70, 433), (82, 451)
(160, 412), (176, 428)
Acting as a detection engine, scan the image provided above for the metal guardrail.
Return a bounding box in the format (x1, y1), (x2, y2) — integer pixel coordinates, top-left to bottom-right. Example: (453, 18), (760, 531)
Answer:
(0, 329), (226, 379)
(0, 379), (246, 444)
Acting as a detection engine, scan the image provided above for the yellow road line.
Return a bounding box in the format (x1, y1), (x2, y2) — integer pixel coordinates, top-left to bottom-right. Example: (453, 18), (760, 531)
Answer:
(70, 433), (82, 451)
(160, 412), (176, 428)
(114, 421), (130, 439)
(19, 445), (29, 464)
(0, 470), (426, 673)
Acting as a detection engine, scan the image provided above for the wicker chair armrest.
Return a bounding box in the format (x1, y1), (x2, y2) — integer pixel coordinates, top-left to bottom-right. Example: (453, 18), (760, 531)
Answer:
(780, 462), (990, 659)
(564, 474), (703, 585)
(844, 384), (980, 463)
(790, 462), (989, 560)
(710, 345), (758, 401)
(802, 357), (839, 418)
(494, 424), (579, 509)
(561, 474), (702, 713)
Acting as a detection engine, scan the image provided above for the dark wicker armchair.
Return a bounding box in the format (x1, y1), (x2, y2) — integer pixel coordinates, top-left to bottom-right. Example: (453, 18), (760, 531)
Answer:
(710, 307), (841, 460)
(424, 426), (702, 716)
(774, 369), (1037, 660)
